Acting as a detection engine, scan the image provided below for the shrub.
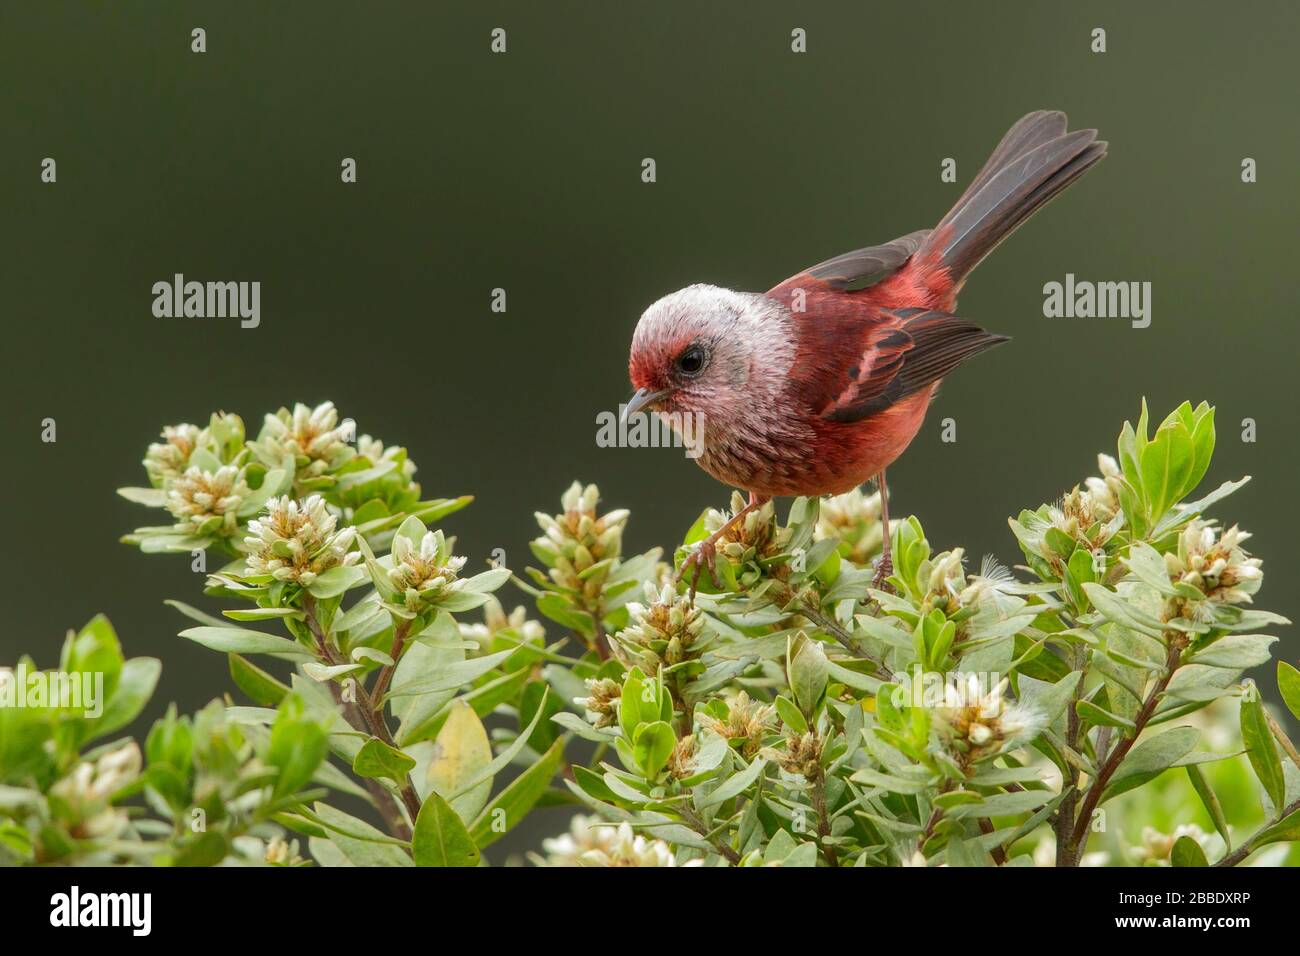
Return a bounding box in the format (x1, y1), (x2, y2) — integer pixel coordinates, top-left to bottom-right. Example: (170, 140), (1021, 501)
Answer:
(2, 399), (1296, 867)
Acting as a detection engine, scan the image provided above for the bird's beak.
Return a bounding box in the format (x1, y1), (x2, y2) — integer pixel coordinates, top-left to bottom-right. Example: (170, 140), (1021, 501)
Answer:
(621, 387), (673, 423)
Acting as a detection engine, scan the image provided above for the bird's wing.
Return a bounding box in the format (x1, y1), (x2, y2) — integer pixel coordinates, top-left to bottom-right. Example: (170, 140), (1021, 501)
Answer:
(769, 229), (931, 296)
(818, 308), (1008, 422)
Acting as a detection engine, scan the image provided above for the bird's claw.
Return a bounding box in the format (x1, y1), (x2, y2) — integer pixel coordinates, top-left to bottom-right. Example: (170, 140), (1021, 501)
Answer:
(677, 538), (721, 602)
(872, 553), (896, 594)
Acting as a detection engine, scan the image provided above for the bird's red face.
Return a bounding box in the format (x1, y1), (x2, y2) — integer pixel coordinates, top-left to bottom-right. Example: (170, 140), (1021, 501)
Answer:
(626, 329), (708, 417)
(625, 284), (795, 427)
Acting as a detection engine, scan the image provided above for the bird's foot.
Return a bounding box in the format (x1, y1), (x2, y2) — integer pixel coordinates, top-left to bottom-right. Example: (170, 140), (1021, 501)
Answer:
(872, 553), (896, 594)
(677, 537), (721, 602)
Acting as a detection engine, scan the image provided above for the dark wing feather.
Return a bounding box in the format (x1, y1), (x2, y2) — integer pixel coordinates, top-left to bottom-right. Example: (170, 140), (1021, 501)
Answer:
(822, 308), (1008, 422)
(805, 229), (931, 291)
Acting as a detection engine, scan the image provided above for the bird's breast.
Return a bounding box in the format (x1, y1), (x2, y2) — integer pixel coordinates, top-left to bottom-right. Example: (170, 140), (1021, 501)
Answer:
(694, 387), (934, 497)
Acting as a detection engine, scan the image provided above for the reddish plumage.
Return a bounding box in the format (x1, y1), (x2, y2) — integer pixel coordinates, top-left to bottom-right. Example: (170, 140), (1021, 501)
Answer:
(625, 111), (1106, 582)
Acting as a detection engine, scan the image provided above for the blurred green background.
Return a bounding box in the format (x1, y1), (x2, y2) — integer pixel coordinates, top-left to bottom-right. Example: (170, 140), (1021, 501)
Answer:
(2, 1), (1298, 858)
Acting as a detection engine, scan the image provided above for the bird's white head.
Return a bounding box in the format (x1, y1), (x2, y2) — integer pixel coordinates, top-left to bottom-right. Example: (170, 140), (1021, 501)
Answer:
(625, 284), (794, 426)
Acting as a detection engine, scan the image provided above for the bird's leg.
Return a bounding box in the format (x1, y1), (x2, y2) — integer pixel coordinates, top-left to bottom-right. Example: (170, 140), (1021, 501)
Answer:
(873, 471), (895, 593)
(677, 492), (768, 601)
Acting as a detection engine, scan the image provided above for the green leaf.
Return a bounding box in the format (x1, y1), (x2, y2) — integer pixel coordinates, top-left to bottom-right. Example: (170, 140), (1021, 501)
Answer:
(382, 647), (515, 700)
(63, 614), (124, 684)
(788, 632), (829, 716)
(1140, 415), (1194, 519)
(165, 599), (234, 629)
(390, 615), (466, 744)
(306, 565), (368, 599)
(266, 702), (328, 799)
(1184, 402), (1216, 499)
(1189, 635), (1277, 670)
(1105, 726), (1199, 799)
(619, 669), (649, 738)
(353, 738), (417, 782)
(309, 806), (410, 863)
(851, 766), (935, 795)
(470, 738), (565, 848)
(536, 593), (595, 637)
(518, 679), (562, 752)
(1186, 764), (1231, 850)
(302, 662), (363, 682)
(461, 567), (511, 594)
(1081, 584), (1165, 639)
(699, 757), (766, 809)
(1241, 692), (1286, 813)
(1023, 671), (1083, 728)
(1123, 542), (1177, 596)
(1170, 835), (1208, 867)
(178, 626), (313, 660)
(117, 486), (167, 507)
(1278, 662), (1300, 721)
(1251, 805), (1300, 848)
(412, 791), (480, 867)
(774, 695), (808, 735)
(1076, 699), (1136, 731)
(356, 535), (399, 602)
(87, 657), (161, 741)
(222, 607), (304, 622)
(551, 711), (618, 743)
(632, 720), (676, 778)
(312, 802), (413, 866)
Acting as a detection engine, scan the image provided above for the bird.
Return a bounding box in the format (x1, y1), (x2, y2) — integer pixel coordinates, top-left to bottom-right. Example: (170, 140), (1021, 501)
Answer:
(623, 110), (1106, 595)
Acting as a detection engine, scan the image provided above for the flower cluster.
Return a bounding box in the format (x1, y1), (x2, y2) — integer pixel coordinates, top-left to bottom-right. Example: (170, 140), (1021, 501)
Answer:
(534, 817), (699, 867)
(356, 435), (416, 483)
(666, 734), (700, 780)
(531, 482), (627, 595)
(264, 837), (307, 867)
(165, 465), (251, 536)
(143, 423), (204, 485)
(1131, 824), (1212, 865)
(243, 494), (358, 585)
(575, 677), (622, 729)
(610, 582), (708, 671)
(1084, 453), (1124, 520)
(704, 492), (784, 567)
(763, 730), (823, 778)
(815, 488), (888, 564)
(933, 675), (1044, 765)
(1050, 456), (1125, 552)
(252, 401), (354, 485)
(48, 742), (142, 841)
(388, 529), (467, 611)
(697, 691), (775, 759)
(1167, 521), (1262, 606)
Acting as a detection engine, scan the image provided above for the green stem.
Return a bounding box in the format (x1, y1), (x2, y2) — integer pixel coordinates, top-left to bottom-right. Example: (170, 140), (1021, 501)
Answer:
(369, 618), (413, 708)
(1213, 797), (1300, 867)
(679, 806), (740, 864)
(1068, 638), (1183, 850)
(810, 771), (839, 867)
(770, 581), (895, 680)
(302, 595), (423, 829)
(1054, 654), (1086, 866)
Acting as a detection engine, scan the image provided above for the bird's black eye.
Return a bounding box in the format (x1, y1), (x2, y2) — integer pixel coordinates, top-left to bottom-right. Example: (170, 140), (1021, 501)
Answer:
(675, 345), (707, 378)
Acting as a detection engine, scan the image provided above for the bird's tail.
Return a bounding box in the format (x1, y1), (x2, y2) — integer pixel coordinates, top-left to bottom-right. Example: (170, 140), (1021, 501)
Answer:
(924, 111), (1106, 287)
